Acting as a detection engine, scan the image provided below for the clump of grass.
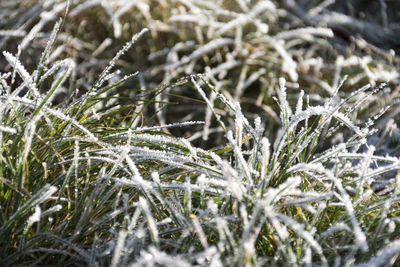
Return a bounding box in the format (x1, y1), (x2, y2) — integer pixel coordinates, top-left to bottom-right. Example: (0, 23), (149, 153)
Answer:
(1, 0), (400, 266)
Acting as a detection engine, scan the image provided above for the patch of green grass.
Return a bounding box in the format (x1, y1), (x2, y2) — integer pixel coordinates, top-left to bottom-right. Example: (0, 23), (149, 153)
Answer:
(1, 0), (400, 266)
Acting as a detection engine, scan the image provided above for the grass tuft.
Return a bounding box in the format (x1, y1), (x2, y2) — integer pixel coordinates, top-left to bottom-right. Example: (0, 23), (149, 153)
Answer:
(1, 0), (400, 266)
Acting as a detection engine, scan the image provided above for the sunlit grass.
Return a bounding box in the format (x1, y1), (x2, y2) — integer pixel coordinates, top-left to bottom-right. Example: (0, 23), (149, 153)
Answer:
(1, 0), (400, 266)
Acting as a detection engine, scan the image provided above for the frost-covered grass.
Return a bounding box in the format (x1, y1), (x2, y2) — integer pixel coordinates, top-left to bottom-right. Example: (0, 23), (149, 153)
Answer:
(1, 0), (400, 266)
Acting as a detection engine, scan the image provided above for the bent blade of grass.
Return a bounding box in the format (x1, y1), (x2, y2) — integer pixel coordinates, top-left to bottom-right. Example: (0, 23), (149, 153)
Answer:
(0, 184), (57, 238)
(354, 238), (400, 267)
(3, 51), (40, 98)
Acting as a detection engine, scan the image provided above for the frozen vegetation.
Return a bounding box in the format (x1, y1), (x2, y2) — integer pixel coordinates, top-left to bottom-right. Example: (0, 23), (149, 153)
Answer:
(0, 0), (400, 266)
